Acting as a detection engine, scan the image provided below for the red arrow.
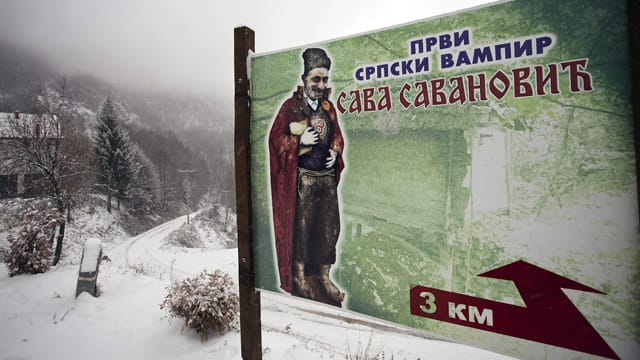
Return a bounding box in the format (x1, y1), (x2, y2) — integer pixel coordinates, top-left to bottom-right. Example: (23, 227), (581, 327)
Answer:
(410, 260), (619, 359)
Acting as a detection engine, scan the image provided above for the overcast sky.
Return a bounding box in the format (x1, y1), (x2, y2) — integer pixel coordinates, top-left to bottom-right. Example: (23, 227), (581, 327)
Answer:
(0, 0), (497, 100)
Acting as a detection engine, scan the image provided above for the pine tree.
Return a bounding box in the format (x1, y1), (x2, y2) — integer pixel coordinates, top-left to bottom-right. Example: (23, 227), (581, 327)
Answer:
(128, 144), (161, 214)
(93, 98), (136, 212)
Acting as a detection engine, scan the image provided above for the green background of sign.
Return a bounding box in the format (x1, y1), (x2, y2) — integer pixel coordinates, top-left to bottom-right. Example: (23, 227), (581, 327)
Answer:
(249, 0), (638, 358)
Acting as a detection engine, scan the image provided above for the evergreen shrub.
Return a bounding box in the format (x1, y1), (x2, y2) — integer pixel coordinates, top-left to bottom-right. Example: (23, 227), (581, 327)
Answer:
(161, 270), (238, 341)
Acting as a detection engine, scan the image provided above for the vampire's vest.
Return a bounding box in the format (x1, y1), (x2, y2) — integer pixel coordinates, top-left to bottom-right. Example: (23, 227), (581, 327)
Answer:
(297, 108), (334, 171)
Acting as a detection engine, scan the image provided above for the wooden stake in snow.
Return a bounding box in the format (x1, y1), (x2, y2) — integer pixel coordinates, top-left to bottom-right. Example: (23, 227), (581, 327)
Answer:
(76, 238), (103, 297)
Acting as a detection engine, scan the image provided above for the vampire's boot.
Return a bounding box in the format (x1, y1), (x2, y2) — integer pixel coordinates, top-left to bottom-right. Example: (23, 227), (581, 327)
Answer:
(320, 264), (344, 302)
(293, 261), (314, 299)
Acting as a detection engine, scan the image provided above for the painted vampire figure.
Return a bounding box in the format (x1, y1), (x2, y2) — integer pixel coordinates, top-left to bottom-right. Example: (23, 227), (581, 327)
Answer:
(268, 48), (346, 304)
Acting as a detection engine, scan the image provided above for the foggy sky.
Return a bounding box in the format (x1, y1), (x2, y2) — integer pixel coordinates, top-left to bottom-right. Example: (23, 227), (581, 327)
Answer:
(0, 0), (496, 100)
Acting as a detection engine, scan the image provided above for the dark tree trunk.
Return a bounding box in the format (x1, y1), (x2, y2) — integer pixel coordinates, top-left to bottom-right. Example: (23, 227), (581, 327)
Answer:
(52, 220), (65, 266)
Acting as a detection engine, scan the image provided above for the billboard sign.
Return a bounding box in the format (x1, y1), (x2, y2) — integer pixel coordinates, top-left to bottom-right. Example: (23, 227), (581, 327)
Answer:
(248, 0), (638, 358)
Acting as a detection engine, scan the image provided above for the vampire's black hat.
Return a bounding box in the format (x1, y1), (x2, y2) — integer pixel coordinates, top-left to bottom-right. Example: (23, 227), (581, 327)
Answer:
(302, 48), (331, 76)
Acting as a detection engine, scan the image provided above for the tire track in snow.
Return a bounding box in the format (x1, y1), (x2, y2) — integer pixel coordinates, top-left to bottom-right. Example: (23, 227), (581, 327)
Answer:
(124, 216), (190, 280)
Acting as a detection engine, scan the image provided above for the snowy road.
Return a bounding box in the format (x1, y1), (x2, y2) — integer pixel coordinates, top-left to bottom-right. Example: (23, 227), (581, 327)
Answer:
(123, 215), (191, 279)
(116, 212), (237, 282)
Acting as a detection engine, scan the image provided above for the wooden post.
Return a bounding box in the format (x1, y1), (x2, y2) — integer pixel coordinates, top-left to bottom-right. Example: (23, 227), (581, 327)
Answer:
(628, 0), (640, 214)
(234, 26), (262, 360)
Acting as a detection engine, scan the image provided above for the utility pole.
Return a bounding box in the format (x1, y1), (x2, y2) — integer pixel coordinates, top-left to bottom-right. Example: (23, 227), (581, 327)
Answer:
(177, 168), (196, 224)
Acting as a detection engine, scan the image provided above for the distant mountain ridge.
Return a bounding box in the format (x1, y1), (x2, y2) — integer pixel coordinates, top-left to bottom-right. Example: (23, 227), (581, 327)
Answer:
(0, 40), (231, 135)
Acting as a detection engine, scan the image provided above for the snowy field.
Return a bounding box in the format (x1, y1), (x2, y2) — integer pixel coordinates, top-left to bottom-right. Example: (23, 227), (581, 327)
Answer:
(0, 212), (515, 360)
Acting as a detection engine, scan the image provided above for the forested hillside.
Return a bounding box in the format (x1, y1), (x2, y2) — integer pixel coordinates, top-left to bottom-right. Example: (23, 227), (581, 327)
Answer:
(0, 40), (234, 229)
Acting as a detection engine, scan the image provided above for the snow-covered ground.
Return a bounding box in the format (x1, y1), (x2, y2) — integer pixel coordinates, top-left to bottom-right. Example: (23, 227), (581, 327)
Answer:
(0, 208), (515, 360)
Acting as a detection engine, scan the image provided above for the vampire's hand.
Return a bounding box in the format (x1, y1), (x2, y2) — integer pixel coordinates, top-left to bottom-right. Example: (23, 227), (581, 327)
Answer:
(326, 149), (338, 169)
(300, 127), (319, 145)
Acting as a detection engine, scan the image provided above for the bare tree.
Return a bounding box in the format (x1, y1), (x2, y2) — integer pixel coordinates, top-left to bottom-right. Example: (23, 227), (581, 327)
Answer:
(0, 79), (93, 265)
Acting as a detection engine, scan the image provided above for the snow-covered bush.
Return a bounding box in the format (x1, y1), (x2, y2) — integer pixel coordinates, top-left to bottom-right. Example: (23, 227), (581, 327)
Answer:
(160, 270), (238, 341)
(5, 202), (63, 276)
